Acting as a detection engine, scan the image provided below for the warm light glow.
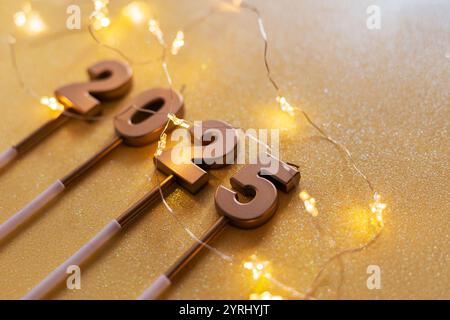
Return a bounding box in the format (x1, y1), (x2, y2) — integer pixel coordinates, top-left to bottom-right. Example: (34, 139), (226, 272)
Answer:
(369, 192), (386, 227)
(14, 11), (27, 27)
(91, 13), (110, 30)
(347, 204), (383, 241)
(256, 106), (297, 131)
(100, 16), (110, 27)
(122, 2), (149, 24)
(249, 291), (283, 300)
(94, 0), (107, 11)
(244, 255), (274, 293)
(276, 96), (295, 116)
(148, 19), (165, 45)
(167, 113), (190, 129)
(171, 31), (185, 55)
(91, 0), (110, 30)
(14, 2), (32, 27)
(155, 132), (167, 157)
(14, 3), (45, 34)
(40, 96), (65, 112)
(243, 255), (271, 281)
(27, 13), (45, 33)
(300, 191), (318, 217)
(154, 114), (191, 157)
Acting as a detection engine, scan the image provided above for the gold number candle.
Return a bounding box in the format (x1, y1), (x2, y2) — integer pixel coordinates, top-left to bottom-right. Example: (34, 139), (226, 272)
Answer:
(23, 120), (237, 300)
(0, 88), (183, 244)
(0, 60), (132, 171)
(139, 156), (300, 300)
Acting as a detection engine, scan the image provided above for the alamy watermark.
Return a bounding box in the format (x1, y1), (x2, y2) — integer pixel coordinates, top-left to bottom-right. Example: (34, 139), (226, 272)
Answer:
(66, 5), (81, 30)
(366, 264), (382, 290)
(66, 265), (81, 290)
(366, 5), (381, 30)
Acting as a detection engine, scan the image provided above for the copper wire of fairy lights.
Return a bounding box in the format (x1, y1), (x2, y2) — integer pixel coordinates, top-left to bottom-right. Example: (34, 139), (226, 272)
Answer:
(5, 0), (387, 299)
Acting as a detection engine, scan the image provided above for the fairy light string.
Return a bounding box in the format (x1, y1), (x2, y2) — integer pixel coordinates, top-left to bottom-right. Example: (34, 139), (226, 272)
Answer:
(14, 2), (45, 34)
(144, 0), (387, 298)
(87, 24), (155, 66)
(7, 34), (105, 120)
(7, 34), (38, 99)
(299, 191), (319, 217)
(238, 1), (386, 298)
(145, 0), (387, 299)
(88, 2), (155, 66)
(90, 0), (111, 30)
(116, 105), (306, 299)
(5, 0), (387, 300)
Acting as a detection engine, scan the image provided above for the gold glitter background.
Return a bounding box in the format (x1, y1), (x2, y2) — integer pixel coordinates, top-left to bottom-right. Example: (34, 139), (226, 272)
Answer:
(0, 0), (448, 300)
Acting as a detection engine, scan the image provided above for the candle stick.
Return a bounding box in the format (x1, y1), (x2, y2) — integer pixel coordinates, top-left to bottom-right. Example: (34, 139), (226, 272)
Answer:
(0, 88), (183, 243)
(138, 156), (300, 300)
(22, 174), (175, 300)
(0, 60), (132, 171)
(23, 119), (238, 300)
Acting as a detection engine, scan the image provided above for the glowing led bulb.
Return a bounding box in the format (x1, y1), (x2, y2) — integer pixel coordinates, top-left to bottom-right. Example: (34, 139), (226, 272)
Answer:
(40, 96), (65, 112)
(148, 19), (165, 45)
(249, 291), (283, 300)
(154, 113), (190, 157)
(154, 133), (167, 157)
(13, 3), (45, 34)
(276, 96), (295, 116)
(14, 2), (32, 27)
(91, 0), (110, 30)
(100, 16), (110, 27)
(92, 13), (110, 30)
(14, 11), (27, 27)
(300, 191), (318, 217)
(168, 113), (190, 129)
(171, 31), (185, 55)
(243, 255), (271, 280)
(369, 192), (386, 227)
(27, 14), (45, 33)
(123, 2), (147, 24)
(94, 0), (108, 11)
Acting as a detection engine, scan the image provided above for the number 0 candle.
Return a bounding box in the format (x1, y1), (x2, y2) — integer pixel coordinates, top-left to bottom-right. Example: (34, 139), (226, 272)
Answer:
(0, 88), (183, 244)
(23, 119), (238, 300)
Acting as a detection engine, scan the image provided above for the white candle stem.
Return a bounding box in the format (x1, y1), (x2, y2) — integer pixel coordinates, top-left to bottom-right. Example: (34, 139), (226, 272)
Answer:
(0, 180), (65, 242)
(0, 147), (18, 170)
(23, 220), (122, 300)
(138, 275), (172, 300)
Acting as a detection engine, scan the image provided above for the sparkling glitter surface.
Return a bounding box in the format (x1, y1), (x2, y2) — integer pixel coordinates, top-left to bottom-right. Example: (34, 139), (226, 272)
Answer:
(0, 0), (448, 299)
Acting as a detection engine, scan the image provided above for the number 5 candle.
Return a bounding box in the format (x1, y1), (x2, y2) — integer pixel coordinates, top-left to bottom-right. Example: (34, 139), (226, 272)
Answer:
(23, 119), (238, 300)
(139, 156), (300, 300)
